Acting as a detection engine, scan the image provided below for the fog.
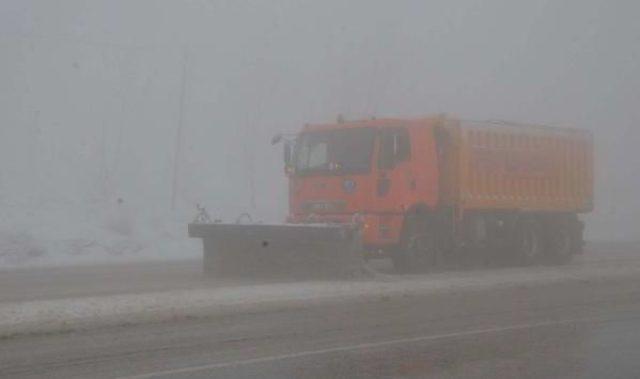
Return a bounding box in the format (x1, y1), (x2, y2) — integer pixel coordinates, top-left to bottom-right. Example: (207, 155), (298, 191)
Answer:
(1, 0), (638, 265)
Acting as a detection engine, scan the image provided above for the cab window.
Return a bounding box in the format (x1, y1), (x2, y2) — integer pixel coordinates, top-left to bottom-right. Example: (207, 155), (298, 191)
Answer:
(378, 128), (411, 170)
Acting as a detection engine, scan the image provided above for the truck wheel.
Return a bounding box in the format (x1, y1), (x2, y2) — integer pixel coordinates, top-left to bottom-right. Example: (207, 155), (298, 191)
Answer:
(547, 224), (574, 263)
(571, 218), (585, 255)
(515, 219), (542, 266)
(393, 215), (441, 273)
(546, 217), (582, 264)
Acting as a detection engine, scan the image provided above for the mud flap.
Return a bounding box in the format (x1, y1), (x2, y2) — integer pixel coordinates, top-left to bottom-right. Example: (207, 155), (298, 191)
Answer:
(188, 223), (364, 280)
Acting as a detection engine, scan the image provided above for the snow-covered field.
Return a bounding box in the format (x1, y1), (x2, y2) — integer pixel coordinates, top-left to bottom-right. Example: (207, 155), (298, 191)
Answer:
(0, 201), (200, 268)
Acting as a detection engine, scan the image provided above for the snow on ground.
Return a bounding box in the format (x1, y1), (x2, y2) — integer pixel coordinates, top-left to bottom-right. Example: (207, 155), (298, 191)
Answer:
(0, 200), (200, 268)
(2, 256), (640, 337)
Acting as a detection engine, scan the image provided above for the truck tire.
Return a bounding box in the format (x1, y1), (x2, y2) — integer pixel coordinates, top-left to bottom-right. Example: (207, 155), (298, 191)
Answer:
(545, 216), (578, 264)
(571, 218), (585, 255)
(546, 224), (573, 264)
(393, 215), (441, 273)
(514, 218), (542, 266)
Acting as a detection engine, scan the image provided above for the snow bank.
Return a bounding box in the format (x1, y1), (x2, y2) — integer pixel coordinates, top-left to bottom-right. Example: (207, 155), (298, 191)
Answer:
(0, 199), (199, 268)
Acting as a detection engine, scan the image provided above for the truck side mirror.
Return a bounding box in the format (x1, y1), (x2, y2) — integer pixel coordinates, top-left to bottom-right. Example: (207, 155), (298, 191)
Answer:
(283, 142), (292, 166)
(271, 133), (283, 145)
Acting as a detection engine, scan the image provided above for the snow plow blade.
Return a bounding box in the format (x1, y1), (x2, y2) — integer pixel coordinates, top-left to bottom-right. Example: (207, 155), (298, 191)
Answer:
(188, 223), (364, 280)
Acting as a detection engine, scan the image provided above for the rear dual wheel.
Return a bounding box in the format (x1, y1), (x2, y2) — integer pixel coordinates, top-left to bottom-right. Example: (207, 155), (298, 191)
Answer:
(515, 217), (576, 266)
(514, 219), (543, 266)
(545, 219), (576, 264)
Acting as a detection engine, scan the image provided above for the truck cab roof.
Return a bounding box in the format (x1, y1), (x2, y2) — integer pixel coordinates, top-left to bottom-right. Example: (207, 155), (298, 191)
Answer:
(302, 116), (444, 132)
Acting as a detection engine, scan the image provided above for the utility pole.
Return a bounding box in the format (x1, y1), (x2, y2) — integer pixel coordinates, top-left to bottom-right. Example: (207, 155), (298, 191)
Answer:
(171, 48), (188, 212)
(244, 114), (257, 211)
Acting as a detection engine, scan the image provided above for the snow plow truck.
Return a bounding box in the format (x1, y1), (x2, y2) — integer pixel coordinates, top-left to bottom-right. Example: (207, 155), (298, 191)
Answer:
(189, 115), (593, 278)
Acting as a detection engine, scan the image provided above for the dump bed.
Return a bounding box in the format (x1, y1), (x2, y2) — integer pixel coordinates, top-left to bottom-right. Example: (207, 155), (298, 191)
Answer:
(438, 120), (593, 213)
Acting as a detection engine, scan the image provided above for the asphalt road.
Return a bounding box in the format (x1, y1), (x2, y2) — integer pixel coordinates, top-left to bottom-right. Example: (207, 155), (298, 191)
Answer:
(1, 274), (640, 378)
(1, 241), (639, 378)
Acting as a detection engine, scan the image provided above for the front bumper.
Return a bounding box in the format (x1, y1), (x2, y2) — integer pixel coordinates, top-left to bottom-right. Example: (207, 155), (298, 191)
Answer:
(287, 212), (404, 249)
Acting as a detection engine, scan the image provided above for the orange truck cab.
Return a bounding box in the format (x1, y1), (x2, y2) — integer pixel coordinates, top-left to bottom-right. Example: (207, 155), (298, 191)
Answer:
(281, 116), (592, 270)
(286, 118), (439, 251)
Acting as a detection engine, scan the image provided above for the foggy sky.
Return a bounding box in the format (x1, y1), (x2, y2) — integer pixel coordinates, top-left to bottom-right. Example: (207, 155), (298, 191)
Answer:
(1, 0), (639, 240)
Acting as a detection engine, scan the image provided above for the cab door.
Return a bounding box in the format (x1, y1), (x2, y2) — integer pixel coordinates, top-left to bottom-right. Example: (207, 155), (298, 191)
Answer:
(373, 127), (414, 213)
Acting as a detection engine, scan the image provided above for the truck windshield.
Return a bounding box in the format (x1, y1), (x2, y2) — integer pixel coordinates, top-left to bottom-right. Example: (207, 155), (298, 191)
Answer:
(294, 127), (375, 175)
